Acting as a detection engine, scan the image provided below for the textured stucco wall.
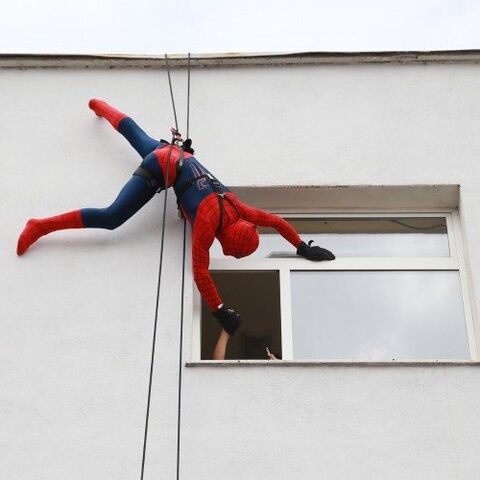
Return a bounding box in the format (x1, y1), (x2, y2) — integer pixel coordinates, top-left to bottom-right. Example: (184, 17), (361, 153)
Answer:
(2, 62), (480, 479)
(181, 364), (480, 480)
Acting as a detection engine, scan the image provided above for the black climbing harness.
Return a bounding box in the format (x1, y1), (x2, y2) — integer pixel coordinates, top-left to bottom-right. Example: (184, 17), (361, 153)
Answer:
(133, 130), (192, 193)
(133, 165), (164, 191)
(215, 191), (240, 234)
(175, 171), (240, 234)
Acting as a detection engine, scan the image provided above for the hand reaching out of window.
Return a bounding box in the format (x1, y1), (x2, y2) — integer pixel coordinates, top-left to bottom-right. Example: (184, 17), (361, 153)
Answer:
(212, 330), (281, 360)
(265, 347), (278, 360)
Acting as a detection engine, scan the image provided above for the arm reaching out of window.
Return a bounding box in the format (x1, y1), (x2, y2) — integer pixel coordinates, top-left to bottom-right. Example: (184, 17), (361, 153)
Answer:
(213, 329), (230, 360)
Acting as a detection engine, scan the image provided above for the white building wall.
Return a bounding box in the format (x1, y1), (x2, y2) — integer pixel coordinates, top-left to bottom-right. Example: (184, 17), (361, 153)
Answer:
(2, 59), (480, 479)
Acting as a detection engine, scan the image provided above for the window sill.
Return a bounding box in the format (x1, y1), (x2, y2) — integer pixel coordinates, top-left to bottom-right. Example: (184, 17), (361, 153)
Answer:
(186, 360), (480, 367)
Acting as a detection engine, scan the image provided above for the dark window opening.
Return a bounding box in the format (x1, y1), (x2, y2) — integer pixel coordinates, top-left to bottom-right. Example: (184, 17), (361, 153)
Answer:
(201, 271), (281, 360)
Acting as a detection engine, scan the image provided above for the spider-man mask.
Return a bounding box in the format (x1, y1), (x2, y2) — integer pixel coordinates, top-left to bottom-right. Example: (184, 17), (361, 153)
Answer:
(217, 219), (259, 258)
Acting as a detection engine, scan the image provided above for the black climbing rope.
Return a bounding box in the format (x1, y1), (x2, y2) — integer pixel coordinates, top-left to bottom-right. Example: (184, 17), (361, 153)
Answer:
(176, 219), (187, 480)
(140, 52), (191, 480)
(176, 52), (192, 480)
(186, 53), (191, 139)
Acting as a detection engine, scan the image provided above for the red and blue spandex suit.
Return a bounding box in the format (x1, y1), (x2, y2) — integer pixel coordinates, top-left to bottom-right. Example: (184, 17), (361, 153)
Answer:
(17, 100), (303, 311)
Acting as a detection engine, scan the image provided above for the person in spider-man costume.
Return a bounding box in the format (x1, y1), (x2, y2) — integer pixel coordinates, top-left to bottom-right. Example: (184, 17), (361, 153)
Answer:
(17, 100), (335, 335)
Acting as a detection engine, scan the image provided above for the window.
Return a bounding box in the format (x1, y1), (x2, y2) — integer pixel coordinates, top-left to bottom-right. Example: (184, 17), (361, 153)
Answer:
(201, 271), (282, 360)
(195, 212), (476, 362)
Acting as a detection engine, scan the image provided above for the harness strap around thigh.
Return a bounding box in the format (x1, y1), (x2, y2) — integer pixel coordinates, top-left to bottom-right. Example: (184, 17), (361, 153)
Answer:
(133, 166), (164, 192)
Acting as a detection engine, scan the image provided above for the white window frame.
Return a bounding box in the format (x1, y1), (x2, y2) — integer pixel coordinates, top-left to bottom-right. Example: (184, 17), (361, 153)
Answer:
(189, 210), (477, 362)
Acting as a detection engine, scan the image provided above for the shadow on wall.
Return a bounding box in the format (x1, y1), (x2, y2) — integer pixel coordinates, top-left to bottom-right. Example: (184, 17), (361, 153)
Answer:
(201, 271), (281, 360)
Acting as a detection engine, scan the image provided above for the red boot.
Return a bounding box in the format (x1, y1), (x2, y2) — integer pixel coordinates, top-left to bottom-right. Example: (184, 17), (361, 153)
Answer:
(88, 99), (127, 130)
(17, 210), (84, 255)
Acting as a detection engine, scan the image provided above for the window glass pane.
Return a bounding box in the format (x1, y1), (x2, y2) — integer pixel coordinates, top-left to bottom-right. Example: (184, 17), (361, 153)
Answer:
(201, 271), (281, 360)
(211, 217), (449, 258)
(291, 271), (469, 360)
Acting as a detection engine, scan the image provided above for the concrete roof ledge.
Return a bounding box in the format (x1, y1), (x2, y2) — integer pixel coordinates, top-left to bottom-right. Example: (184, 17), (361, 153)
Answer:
(2, 50), (480, 68)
